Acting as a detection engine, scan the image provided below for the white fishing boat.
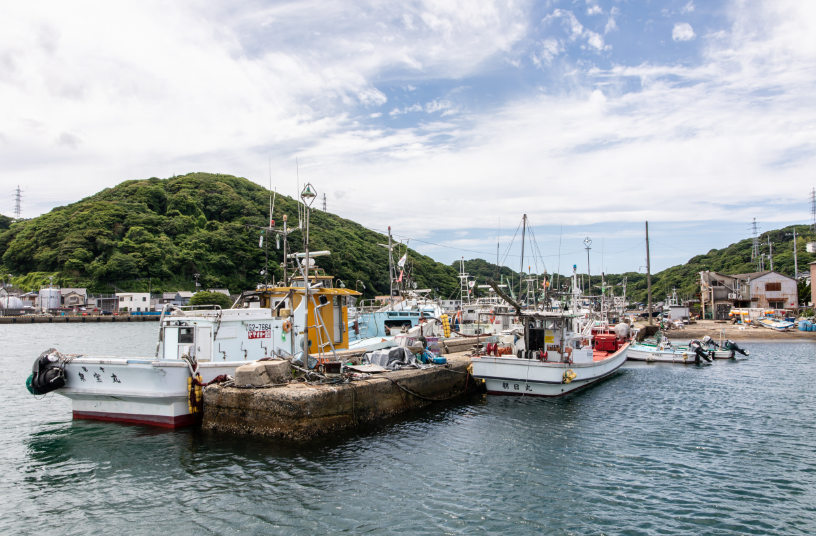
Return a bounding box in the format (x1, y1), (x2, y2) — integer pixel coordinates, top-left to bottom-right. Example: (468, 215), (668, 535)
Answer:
(470, 266), (629, 397)
(27, 270), (360, 427)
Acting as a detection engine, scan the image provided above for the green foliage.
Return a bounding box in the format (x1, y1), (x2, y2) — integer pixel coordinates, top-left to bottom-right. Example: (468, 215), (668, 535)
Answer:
(0, 214), (12, 231)
(0, 173), (461, 297)
(189, 291), (233, 309)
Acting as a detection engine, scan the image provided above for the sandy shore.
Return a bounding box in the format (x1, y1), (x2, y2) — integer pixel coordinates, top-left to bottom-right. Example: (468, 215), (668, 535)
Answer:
(635, 319), (816, 341)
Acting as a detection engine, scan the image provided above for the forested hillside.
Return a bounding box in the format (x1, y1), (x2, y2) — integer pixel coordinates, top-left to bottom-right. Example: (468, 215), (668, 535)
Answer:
(0, 173), (460, 296)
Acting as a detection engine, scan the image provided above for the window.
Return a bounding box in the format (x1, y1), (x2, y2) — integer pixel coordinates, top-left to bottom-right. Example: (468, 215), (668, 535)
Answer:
(136, 307), (141, 312)
(769, 301), (784, 309)
(179, 328), (195, 344)
(765, 282), (782, 291)
(142, 297), (147, 302)
(119, 297), (124, 302)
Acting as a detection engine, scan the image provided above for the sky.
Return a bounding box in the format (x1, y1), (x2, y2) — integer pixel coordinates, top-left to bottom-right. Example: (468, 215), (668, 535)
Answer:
(1, 0), (814, 275)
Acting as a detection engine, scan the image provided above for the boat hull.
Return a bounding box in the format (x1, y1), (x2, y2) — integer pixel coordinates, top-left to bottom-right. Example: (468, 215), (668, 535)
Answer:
(59, 358), (251, 428)
(472, 342), (629, 397)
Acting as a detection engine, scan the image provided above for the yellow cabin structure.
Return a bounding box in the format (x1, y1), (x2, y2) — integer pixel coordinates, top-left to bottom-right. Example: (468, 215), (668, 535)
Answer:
(255, 275), (361, 355)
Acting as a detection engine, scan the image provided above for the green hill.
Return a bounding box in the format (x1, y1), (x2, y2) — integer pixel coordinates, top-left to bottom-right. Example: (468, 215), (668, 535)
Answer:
(2, 173), (813, 305)
(0, 173), (460, 297)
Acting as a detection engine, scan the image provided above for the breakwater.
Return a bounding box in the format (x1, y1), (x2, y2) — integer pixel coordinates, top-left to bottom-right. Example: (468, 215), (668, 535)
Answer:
(203, 354), (475, 440)
(0, 315), (159, 324)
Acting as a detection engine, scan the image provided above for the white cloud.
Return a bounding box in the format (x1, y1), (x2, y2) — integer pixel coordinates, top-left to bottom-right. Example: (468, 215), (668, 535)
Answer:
(1, 0), (815, 249)
(370, 112), (382, 118)
(605, 17), (618, 33)
(532, 38), (564, 66)
(672, 22), (696, 41)
(587, 5), (602, 16)
(541, 9), (610, 54)
(681, 2), (695, 14)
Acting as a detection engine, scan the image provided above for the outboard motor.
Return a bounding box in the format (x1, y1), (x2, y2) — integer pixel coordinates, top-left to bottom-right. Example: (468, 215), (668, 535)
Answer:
(723, 340), (749, 356)
(688, 340), (713, 364)
(701, 335), (718, 349)
(27, 348), (67, 395)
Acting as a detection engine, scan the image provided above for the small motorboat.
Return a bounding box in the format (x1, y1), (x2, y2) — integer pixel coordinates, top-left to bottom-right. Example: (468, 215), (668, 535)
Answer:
(758, 317), (794, 331)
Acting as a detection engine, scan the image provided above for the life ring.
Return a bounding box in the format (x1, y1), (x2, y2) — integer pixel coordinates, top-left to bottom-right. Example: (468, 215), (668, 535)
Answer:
(282, 321), (292, 333)
(490, 314), (496, 324)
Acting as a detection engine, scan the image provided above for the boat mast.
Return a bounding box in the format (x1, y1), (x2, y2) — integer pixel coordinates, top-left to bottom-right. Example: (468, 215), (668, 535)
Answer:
(646, 221), (652, 326)
(518, 214), (526, 302)
(388, 227), (394, 310)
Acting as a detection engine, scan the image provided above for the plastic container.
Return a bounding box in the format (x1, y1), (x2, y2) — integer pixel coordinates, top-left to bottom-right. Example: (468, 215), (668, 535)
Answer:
(425, 336), (441, 356)
(431, 356), (447, 365)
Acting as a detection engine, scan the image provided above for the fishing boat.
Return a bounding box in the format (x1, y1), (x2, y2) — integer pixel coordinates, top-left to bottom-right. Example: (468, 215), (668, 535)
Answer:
(26, 266), (360, 427)
(470, 266), (630, 397)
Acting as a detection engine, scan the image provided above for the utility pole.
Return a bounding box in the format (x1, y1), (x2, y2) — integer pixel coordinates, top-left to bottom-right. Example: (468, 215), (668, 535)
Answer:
(13, 186), (22, 220)
(767, 236), (773, 271)
(322, 193), (326, 212)
(518, 214), (526, 300)
(793, 227), (798, 278)
(646, 221), (652, 326)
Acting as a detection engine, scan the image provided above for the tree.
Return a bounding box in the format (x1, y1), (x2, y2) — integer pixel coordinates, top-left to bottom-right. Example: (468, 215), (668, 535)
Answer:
(189, 291), (233, 309)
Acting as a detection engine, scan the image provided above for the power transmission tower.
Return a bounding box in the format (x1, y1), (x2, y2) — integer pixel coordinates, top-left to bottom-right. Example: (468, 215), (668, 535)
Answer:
(13, 186), (22, 220)
(322, 193), (326, 212)
(750, 218), (760, 265)
(811, 188), (815, 232)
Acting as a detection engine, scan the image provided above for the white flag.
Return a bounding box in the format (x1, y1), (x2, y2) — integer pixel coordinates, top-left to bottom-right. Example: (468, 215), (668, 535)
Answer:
(397, 253), (407, 268)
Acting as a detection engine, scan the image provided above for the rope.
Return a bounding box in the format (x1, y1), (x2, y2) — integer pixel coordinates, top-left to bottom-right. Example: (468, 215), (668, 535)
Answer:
(384, 370), (476, 402)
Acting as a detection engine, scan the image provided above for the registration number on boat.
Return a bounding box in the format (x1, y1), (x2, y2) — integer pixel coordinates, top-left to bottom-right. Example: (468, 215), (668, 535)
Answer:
(246, 323), (272, 339)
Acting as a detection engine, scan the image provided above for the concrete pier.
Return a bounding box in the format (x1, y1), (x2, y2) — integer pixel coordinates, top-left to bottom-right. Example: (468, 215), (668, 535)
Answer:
(203, 354), (475, 440)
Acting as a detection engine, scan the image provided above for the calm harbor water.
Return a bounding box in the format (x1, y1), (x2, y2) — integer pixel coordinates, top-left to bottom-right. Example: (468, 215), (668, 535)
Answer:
(1, 323), (814, 535)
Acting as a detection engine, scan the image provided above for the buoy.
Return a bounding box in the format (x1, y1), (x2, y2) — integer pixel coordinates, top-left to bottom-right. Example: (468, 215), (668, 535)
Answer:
(563, 369), (577, 383)
(282, 320), (292, 333)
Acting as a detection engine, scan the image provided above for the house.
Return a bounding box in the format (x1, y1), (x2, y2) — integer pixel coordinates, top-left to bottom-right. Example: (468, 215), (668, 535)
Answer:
(19, 292), (39, 308)
(173, 291), (194, 306)
(161, 292), (177, 304)
(207, 288), (230, 297)
(60, 288), (87, 308)
(737, 271), (797, 311)
(116, 292), (151, 312)
(700, 270), (798, 319)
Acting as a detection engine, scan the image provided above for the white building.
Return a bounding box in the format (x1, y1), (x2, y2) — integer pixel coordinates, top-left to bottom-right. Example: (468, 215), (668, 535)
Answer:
(116, 292), (151, 312)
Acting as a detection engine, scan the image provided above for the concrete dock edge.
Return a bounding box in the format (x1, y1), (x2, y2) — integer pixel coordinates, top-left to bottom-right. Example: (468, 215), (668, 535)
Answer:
(202, 354), (475, 440)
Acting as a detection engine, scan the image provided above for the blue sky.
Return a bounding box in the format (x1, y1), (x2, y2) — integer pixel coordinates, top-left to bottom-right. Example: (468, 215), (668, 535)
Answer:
(1, 0), (814, 274)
